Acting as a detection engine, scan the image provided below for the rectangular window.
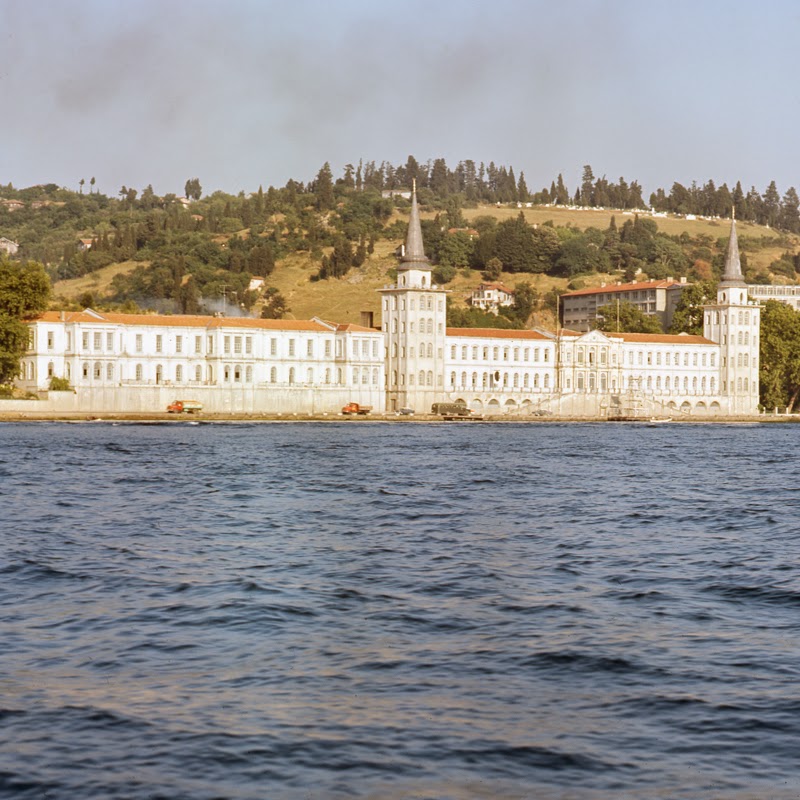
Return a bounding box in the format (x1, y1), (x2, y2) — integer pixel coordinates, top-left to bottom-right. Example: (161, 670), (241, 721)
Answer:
(234, 336), (242, 354)
(372, 340), (378, 358)
(156, 335), (163, 353)
(106, 332), (113, 351)
(47, 332), (54, 350)
(94, 332), (101, 350)
(307, 340), (314, 357)
(195, 335), (202, 354)
(224, 336), (231, 354)
(176, 335), (183, 353)
(136, 334), (143, 353)
(207, 336), (214, 354)
(271, 338), (277, 356)
(324, 340), (331, 357)
(246, 337), (252, 354)
(289, 339), (295, 357)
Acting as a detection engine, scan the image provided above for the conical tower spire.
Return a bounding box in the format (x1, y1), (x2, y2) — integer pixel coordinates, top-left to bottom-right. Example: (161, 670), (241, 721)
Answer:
(400, 179), (430, 271)
(720, 212), (746, 288)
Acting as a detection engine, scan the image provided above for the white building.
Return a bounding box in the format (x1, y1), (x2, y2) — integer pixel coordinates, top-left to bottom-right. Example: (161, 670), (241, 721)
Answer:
(0, 237), (19, 256)
(746, 284), (800, 311)
(18, 312), (384, 415)
(469, 282), (515, 314)
(17, 190), (761, 417)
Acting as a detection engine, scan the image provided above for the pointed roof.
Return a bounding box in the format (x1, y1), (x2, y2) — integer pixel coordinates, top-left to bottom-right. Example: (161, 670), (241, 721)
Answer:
(720, 214), (746, 288)
(399, 179), (430, 272)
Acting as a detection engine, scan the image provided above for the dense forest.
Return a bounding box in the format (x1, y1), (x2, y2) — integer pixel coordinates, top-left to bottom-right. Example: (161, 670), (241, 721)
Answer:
(1, 157), (799, 319)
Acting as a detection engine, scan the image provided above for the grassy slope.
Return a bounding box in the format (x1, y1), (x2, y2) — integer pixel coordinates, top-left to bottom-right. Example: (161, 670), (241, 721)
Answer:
(52, 206), (799, 323)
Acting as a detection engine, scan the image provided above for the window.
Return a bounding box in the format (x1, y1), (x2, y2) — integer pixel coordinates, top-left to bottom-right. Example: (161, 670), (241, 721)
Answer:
(270, 366), (277, 383)
(224, 336), (231, 354)
(307, 340), (314, 357)
(135, 364), (143, 381)
(246, 337), (252, 355)
(208, 336), (214, 354)
(47, 332), (54, 350)
(107, 332), (113, 351)
(83, 332), (89, 350)
(195, 365), (202, 382)
(93, 362), (101, 379)
(107, 363), (113, 381)
(234, 336), (242, 354)
(289, 367), (295, 384)
(325, 340), (332, 357)
(270, 338), (277, 356)
(136, 334), (144, 353)
(94, 332), (101, 350)
(176, 335), (183, 354)
(289, 339), (295, 357)
(47, 361), (54, 377)
(156, 334), (163, 353)
(195, 336), (202, 354)
(234, 365), (241, 382)
(246, 366), (252, 382)
(176, 365), (183, 382)
(308, 368), (314, 384)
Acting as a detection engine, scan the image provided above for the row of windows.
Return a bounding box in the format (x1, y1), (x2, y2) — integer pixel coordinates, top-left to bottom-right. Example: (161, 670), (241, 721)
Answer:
(389, 319), (443, 335)
(707, 310), (754, 325)
(450, 371), (552, 390)
(391, 343), (440, 359)
(384, 295), (443, 312)
(450, 344), (551, 363)
(389, 371), (443, 387)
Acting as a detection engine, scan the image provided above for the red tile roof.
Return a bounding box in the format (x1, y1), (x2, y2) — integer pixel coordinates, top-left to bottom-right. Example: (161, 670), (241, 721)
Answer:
(562, 279), (686, 298)
(447, 327), (549, 340)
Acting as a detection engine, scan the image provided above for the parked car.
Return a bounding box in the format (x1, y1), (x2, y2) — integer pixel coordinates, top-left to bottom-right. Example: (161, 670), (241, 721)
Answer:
(398, 407), (415, 416)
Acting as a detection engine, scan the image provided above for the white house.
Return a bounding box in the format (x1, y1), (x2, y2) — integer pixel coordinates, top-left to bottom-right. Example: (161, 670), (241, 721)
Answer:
(469, 282), (515, 314)
(0, 237), (19, 256)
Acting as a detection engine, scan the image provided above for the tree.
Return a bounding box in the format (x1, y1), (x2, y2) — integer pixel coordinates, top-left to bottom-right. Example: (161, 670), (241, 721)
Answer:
(260, 287), (289, 319)
(79, 178), (85, 195)
(314, 162), (335, 211)
(482, 257), (502, 281)
(0, 257), (51, 385)
(669, 281), (714, 335)
(510, 281), (538, 323)
(780, 187), (800, 233)
(90, 176), (96, 194)
(596, 301), (662, 333)
(580, 165), (594, 206)
(184, 177), (202, 201)
(759, 300), (800, 411)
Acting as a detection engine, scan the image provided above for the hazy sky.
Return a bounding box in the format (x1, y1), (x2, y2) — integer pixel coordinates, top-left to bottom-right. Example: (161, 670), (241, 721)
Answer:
(3, 0), (799, 199)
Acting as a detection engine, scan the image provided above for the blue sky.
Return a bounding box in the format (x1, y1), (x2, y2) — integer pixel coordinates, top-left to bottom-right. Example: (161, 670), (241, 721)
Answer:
(3, 0), (799, 200)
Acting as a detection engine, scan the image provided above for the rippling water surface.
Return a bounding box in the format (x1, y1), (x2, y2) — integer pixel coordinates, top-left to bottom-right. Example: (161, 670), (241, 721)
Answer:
(2, 421), (800, 799)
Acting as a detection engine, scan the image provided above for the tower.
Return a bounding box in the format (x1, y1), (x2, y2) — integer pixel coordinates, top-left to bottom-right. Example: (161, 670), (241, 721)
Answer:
(703, 214), (761, 413)
(380, 182), (447, 412)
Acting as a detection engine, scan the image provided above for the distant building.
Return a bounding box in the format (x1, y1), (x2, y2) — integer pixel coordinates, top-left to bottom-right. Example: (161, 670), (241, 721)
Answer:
(470, 282), (515, 314)
(0, 237), (19, 256)
(381, 189), (412, 200)
(248, 277), (266, 292)
(746, 284), (800, 311)
(77, 238), (94, 252)
(561, 278), (689, 332)
(1, 199), (24, 212)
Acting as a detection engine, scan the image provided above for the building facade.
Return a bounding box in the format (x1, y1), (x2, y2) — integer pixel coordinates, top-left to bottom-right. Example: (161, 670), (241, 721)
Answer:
(746, 284), (800, 311)
(561, 278), (689, 332)
(469, 282), (515, 314)
(17, 191), (760, 417)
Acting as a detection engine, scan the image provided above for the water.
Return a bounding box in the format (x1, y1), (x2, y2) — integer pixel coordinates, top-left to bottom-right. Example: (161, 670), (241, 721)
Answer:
(1, 421), (800, 799)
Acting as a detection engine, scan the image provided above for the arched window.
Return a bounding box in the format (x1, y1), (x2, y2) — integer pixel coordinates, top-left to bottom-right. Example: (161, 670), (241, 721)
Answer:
(372, 368), (378, 384)
(744, 377), (749, 391)
(710, 377), (715, 393)
(683, 376), (688, 392)
(270, 366), (277, 383)
(737, 377), (743, 392)
(353, 368), (359, 384)
(451, 371), (456, 386)
(47, 361), (54, 378)
(543, 374), (550, 389)
(534, 373), (539, 388)
(523, 373), (529, 388)
(738, 331), (743, 345)
(427, 371), (433, 386)
(427, 319), (433, 334)
(288, 367), (295, 385)
(665, 376), (670, 391)
(461, 371), (467, 386)
(701, 376), (707, 393)
(692, 377), (698, 392)
(94, 362), (101, 379)
(513, 373), (519, 387)
(472, 372), (477, 387)
(427, 343), (433, 358)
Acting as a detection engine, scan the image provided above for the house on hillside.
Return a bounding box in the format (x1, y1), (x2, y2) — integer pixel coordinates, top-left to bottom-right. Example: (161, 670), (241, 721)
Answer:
(470, 282), (515, 314)
(77, 238), (94, 252)
(0, 237), (19, 256)
(248, 277), (266, 293)
(381, 189), (412, 200)
(1, 199), (24, 212)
